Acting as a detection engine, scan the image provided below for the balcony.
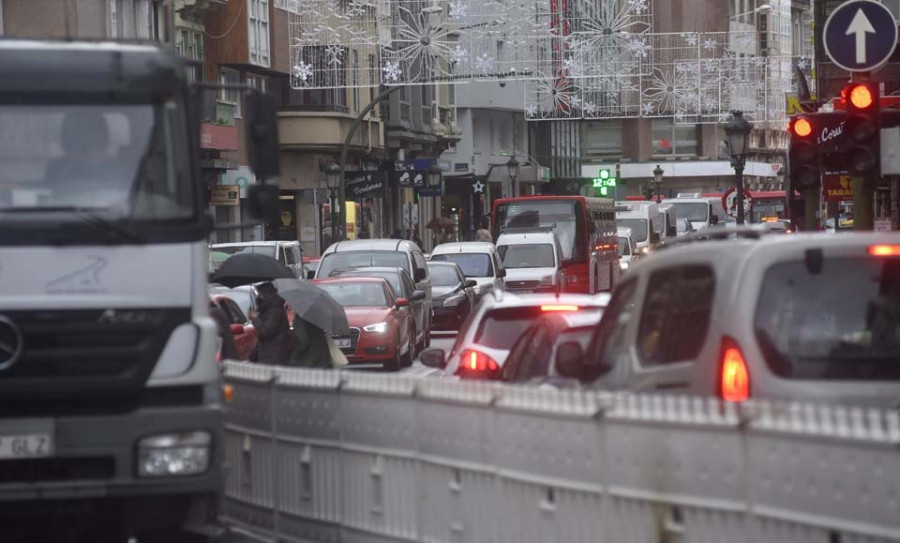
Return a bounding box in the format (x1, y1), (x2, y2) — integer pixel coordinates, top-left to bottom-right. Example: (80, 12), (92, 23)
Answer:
(278, 110), (384, 150)
(200, 96), (238, 151)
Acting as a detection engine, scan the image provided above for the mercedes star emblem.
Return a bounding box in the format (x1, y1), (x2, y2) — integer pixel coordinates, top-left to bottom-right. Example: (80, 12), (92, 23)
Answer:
(0, 315), (23, 372)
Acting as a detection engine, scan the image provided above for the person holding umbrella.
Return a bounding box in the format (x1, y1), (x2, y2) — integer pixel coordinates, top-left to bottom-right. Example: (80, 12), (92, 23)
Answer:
(273, 278), (351, 369)
(249, 282), (294, 365)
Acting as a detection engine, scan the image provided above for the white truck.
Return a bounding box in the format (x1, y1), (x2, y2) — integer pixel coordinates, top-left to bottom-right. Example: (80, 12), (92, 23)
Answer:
(0, 40), (279, 541)
(614, 201), (663, 255)
(667, 194), (727, 234)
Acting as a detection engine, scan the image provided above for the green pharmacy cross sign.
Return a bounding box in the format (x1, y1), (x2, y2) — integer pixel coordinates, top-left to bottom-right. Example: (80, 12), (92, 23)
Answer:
(591, 169), (618, 196)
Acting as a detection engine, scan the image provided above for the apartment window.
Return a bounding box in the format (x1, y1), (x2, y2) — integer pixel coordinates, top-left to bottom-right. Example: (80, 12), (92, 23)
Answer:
(248, 0), (270, 67)
(247, 74), (269, 93)
(176, 28), (204, 83)
(290, 46), (348, 111)
(583, 120), (622, 159)
(652, 118), (697, 156)
(220, 68), (242, 117)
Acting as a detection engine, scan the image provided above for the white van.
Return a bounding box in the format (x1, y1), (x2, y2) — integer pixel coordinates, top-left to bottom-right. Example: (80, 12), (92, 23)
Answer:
(615, 201), (663, 255)
(617, 226), (638, 271)
(495, 231), (564, 292)
(667, 194), (726, 234)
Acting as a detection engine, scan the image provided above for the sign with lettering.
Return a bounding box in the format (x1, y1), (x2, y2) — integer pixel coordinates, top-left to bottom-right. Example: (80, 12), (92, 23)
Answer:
(824, 174), (854, 202)
(211, 185), (239, 206)
(345, 171), (386, 200)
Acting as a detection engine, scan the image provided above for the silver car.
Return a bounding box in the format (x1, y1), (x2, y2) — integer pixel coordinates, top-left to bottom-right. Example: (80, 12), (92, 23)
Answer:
(560, 233), (900, 406)
(419, 290), (611, 380)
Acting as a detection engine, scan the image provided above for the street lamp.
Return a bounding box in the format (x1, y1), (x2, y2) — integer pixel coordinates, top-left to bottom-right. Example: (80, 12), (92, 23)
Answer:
(652, 165), (664, 203)
(325, 162), (341, 242)
(731, 3), (772, 20)
(427, 164), (442, 250)
(723, 111), (752, 225)
(506, 155), (520, 197)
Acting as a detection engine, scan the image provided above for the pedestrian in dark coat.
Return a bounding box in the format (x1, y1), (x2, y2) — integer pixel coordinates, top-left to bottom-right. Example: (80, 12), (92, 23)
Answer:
(290, 319), (332, 368)
(249, 282), (294, 365)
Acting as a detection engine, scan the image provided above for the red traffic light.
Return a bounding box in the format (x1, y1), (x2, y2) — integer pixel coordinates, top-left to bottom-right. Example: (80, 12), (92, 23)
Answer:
(792, 117), (813, 137)
(844, 84), (875, 110)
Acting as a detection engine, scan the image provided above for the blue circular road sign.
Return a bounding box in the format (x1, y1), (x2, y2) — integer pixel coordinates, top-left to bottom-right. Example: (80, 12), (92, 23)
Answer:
(824, 0), (898, 72)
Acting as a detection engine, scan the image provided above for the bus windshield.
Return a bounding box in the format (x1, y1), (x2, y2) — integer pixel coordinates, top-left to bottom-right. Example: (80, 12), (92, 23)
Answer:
(495, 199), (586, 262)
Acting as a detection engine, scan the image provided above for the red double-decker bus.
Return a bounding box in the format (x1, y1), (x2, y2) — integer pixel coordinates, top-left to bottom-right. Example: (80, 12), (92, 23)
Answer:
(492, 196), (620, 293)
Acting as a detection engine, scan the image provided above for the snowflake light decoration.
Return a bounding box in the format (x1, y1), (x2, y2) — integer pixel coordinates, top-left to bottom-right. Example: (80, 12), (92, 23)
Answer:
(628, 38), (651, 59)
(382, 60), (402, 83)
(703, 39), (716, 51)
(474, 52), (493, 74)
(325, 44), (344, 66)
(393, 5), (457, 81)
(448, 0), (468, 19)
(291, 61), (314, 85)
(627, 0), (648, 13)
(682, 32), (699, 46)
(642, 66), (697, 116)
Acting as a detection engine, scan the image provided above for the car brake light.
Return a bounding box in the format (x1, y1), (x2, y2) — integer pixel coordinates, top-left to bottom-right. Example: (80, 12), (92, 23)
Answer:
(458, 349), (500, 375)
(869, 245), (900, 257)
(720, 337), (750, 403)
(541, 304), (579, 312)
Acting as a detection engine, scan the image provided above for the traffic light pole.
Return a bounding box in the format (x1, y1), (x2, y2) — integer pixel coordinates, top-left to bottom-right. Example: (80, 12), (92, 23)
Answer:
(734, 162), (746, 225)
(804, 188), (820, 231)
(853, 176), (875, 230)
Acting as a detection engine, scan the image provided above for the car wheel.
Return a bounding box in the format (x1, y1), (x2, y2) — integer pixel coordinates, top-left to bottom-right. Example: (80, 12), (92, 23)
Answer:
(384, 333), (402, 372)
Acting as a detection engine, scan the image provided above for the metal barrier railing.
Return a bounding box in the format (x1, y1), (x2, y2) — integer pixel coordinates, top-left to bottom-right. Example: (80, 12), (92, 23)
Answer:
(221, 362), (900, 543)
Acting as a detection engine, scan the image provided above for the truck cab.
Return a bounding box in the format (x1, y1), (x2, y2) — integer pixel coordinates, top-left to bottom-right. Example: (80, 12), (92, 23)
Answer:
(0, 40), (277, 540)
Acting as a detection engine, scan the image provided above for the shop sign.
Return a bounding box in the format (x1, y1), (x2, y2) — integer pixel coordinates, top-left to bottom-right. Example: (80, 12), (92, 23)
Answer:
(211, 185), (239, 206)
(824, 174), (854, 202)
(345, 171), (386, 199)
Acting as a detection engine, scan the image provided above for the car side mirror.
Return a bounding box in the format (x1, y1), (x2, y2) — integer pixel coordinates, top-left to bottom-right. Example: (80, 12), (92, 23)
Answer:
(555, 341), (585, 379)
(667, 225), (677, 237)
(710, 215), (719, 225)
(415, 268), (427, 282)
(465, 279), (477, 288)
(229, 324), (245, 335)
(395, 297), (410, 307)
(497, 268), (507, 278)
(306, 270), (316, 280)
(244, 91), (280, 180)
(411, 290), (426, 301)
(419, 348), (446, 369)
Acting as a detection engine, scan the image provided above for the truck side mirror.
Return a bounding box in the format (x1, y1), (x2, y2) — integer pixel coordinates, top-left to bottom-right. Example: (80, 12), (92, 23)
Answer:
(244, 92), (280, 180)
(710, 215), (719, 225)
(667, 225), (677, 237)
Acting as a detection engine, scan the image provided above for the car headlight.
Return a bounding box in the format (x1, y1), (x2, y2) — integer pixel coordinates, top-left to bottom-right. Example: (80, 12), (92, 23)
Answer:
(137, 431), (211, 477)
(620, 261), (629, 270)
(443, 294), (466, 306)
(641, 246), (651, 255)
(363, 322), (389, 333)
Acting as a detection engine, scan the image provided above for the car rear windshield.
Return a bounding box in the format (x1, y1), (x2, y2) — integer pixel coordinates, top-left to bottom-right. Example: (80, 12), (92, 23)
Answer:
(754, 257), (900, 380)
(498, 244), (555, 268)
(317, 282), (389, 307)
(431, 253), (492, 277)
(318, 251), (410, 277)
(474, 306), (546, 350)
(429, 265), (461, 287)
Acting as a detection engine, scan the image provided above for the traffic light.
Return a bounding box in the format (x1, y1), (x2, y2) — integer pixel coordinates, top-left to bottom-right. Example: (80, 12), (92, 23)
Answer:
(843, 80), (880, 175)
(789, 115), (820, 191)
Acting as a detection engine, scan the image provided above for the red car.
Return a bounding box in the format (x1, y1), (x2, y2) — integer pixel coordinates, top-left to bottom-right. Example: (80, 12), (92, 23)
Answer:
(210, 294), (258, 361)
(312, 277), (415, 371)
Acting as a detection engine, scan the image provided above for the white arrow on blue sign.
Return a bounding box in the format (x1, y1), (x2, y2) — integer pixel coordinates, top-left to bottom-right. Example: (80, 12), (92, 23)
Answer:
(824, 0), (898, 72)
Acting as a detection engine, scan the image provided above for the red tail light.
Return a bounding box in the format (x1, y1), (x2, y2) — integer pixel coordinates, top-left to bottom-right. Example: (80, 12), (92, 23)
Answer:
(457, 349), (500, 378)
(541, 304), (580, 312)
(869, 244), (900, 257)
(719, 337), (750, 403)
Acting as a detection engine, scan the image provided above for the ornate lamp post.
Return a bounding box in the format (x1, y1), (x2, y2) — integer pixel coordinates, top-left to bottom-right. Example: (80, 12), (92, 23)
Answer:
(652, 164), (664, 203)
(724, 111), (752, 225)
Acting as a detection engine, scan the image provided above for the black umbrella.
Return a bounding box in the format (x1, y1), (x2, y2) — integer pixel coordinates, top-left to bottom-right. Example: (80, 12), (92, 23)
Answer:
(272, 278), (350, 336)
(211, 253), (294, 287)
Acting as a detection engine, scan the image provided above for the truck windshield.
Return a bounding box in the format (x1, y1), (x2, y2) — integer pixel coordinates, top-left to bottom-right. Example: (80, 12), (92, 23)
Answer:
(617, 218), (648, 242)
(0, 103), (193, 223)
(671, 202), (709, 223)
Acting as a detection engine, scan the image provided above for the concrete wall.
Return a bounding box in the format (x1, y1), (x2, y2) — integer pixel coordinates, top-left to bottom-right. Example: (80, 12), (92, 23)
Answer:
(3, 0), (108, 38)
(454, 81), (526, 111)
(441, 108), (527, 178)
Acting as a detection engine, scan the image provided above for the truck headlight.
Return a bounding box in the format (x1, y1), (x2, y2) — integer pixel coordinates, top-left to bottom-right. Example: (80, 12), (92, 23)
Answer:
(137, 431), (211, 477)
(620, 261), (629, 270)
(363, 322), (389, 333)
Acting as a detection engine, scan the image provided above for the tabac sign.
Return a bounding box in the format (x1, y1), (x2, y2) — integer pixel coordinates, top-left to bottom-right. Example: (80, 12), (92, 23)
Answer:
(824, 174), (854, 202)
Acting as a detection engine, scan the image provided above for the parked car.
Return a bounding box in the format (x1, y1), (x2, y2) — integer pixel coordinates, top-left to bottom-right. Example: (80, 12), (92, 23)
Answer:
(418, 290), (611, 380)
(495, 231), (565, 292)
(430, 242), (505, 299)
(211, 241), (307, 279)
(617, 226), (638, 272)
(328, 266), (428, 347)
(210, 294), (258, 361)
(427, 261), (477, 331)
(501, 310), (606, 387)
(562, 234), (900, 406)
(316, 239), (432, 348)
(312, 277), (416, 371)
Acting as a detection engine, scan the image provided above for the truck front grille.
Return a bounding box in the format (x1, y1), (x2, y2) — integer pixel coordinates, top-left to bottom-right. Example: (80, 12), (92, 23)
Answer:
(0, 308), (191, 403)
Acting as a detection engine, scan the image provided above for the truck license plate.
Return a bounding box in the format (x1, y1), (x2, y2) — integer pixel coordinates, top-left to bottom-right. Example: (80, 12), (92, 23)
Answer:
(335, 338), (352, 349)
(0, 434), (53, 460)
